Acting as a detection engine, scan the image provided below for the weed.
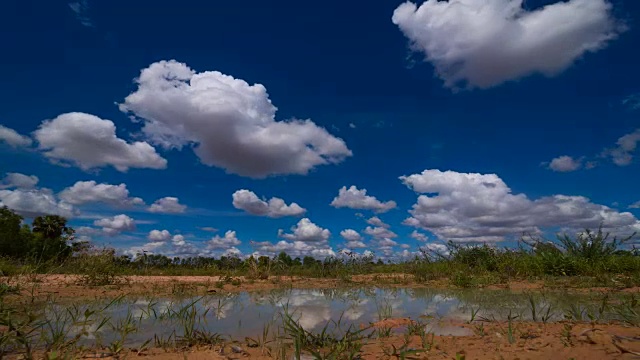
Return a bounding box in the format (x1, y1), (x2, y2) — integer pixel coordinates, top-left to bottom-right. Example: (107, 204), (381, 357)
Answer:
(74, 248), (126, 287)
(561, 323), (574, 347)
(451, 271), (474, 288)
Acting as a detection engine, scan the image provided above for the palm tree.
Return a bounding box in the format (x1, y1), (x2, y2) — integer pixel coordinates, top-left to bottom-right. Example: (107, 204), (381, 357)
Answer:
(31, 215), (74, 262)
(32, 215), (72, 239)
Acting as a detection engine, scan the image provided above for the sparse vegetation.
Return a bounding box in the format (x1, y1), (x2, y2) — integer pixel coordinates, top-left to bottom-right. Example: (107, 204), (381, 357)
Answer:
(3, 206), (640, 358)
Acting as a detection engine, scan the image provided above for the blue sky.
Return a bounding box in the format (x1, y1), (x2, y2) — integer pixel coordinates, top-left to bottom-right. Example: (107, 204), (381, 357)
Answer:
(1, 0), (639, 260)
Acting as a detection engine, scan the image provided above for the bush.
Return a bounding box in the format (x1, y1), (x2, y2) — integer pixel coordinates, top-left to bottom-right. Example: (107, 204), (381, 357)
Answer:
(557, 227), (635, 260)
(0, 257), (19, 276)
(73, 247), (125, 286)
(449, 244), (500, 271)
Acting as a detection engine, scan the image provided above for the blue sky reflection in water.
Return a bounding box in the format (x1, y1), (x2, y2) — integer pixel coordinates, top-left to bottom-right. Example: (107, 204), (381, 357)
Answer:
(54, 288), (625, 346)
(0, 0), (640, 259)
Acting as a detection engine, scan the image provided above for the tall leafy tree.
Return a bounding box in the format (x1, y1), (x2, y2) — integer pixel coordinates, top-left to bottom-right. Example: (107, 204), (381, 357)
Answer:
(0, 206), (29, 258)
(30, 215), (74, 262)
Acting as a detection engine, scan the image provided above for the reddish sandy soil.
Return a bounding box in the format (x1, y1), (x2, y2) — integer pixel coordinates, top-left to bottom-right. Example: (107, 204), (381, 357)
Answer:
(4, 273), (639, 301)
(13, 322), (639, 359)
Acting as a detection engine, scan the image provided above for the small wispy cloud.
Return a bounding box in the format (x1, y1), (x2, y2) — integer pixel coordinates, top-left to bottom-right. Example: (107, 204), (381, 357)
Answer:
(622, 93), (640, 111)
(546, 128), (640, 172)
(68, 0), (94, 28)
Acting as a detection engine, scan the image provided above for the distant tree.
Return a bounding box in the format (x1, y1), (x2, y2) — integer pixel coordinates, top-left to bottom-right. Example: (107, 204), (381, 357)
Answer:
(277, 252), (293, 267)
(0, 206), (29, 258)
(292, 257), (302, 267)
(302, 256), (317, 267)
(30, 215), (75, 262)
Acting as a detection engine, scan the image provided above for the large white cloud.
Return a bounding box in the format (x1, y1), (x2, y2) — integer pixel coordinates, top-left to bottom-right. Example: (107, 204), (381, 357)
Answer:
(33, 112), (167, 172)
(0, 173), (39, 189)
(0, 188), (75, 218)
(207, 230), (242, 249)
(94, 214), (136, 235)
(119, 60), (352, 178)
(0, 125), (32, 148)
(59, 181), (144, 207)
(392, 0), (623, 89)
(401, 169), (640, 242)
(330, 186), (397, 213)
(148, 197), (186, 214)
(232, 189), (306, 217)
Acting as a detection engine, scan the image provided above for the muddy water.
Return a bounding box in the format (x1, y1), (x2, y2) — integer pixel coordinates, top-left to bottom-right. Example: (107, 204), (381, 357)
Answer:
(56, 287), (619, 346)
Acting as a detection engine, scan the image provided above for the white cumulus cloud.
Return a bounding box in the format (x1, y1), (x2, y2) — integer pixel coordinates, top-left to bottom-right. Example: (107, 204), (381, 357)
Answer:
(341, 230), (366, 248)
(279, 218), (331, 242)
(602, 129), (640, 166)
(33, 112), (167, 172)
(392, 0), (623, 89)
(366, 216), (389, 228)
(0, 188), (75, 218)
(148, 197), (186, 214)
(148, 229), (172, 242)
(549, 128), (640, 170)
(330, 186), (397, 213)
(0, 125), (32, 148)
(548, 155), (582, 172)
(0, 173), (39, 189)
(232, 189), (306, 217)
(119, 60), (352, 178)
(94, 214), (136, 236)
(401, 169), (640, 243)
(254, 218), (334, 258)
(340, 229), (363, 242)
(410, 230), (428, 242)
(207, 230), (242, 249)
(59, 181), (144, 207)
(364, 226), (398, 240)
(251, 240), (336, 258)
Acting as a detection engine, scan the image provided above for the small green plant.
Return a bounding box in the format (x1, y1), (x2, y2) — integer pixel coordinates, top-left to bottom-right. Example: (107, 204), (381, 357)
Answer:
(468, 306), (481, 323)
(382, 340), (423, 360)
(245, 322), (274, 355)
(0, 282), (19, 296)
(561, 323), (574, 347)
(506, 311), (518, 344)
(280, 307), (370, 360)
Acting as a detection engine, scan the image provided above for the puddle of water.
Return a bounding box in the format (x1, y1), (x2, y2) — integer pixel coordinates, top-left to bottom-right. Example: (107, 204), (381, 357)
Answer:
(44, 287), (625, 347)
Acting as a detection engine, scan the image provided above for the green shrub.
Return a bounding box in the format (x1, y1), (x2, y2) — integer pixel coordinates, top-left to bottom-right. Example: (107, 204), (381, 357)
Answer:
(557, 227), (635, 260)
(0, 257), (19, 276)
(73, 247), (124, 286)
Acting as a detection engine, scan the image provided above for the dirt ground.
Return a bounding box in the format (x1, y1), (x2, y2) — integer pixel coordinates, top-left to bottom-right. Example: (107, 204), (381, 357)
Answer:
(17, 322), (638, 360)
(4, 273), (639, 300)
